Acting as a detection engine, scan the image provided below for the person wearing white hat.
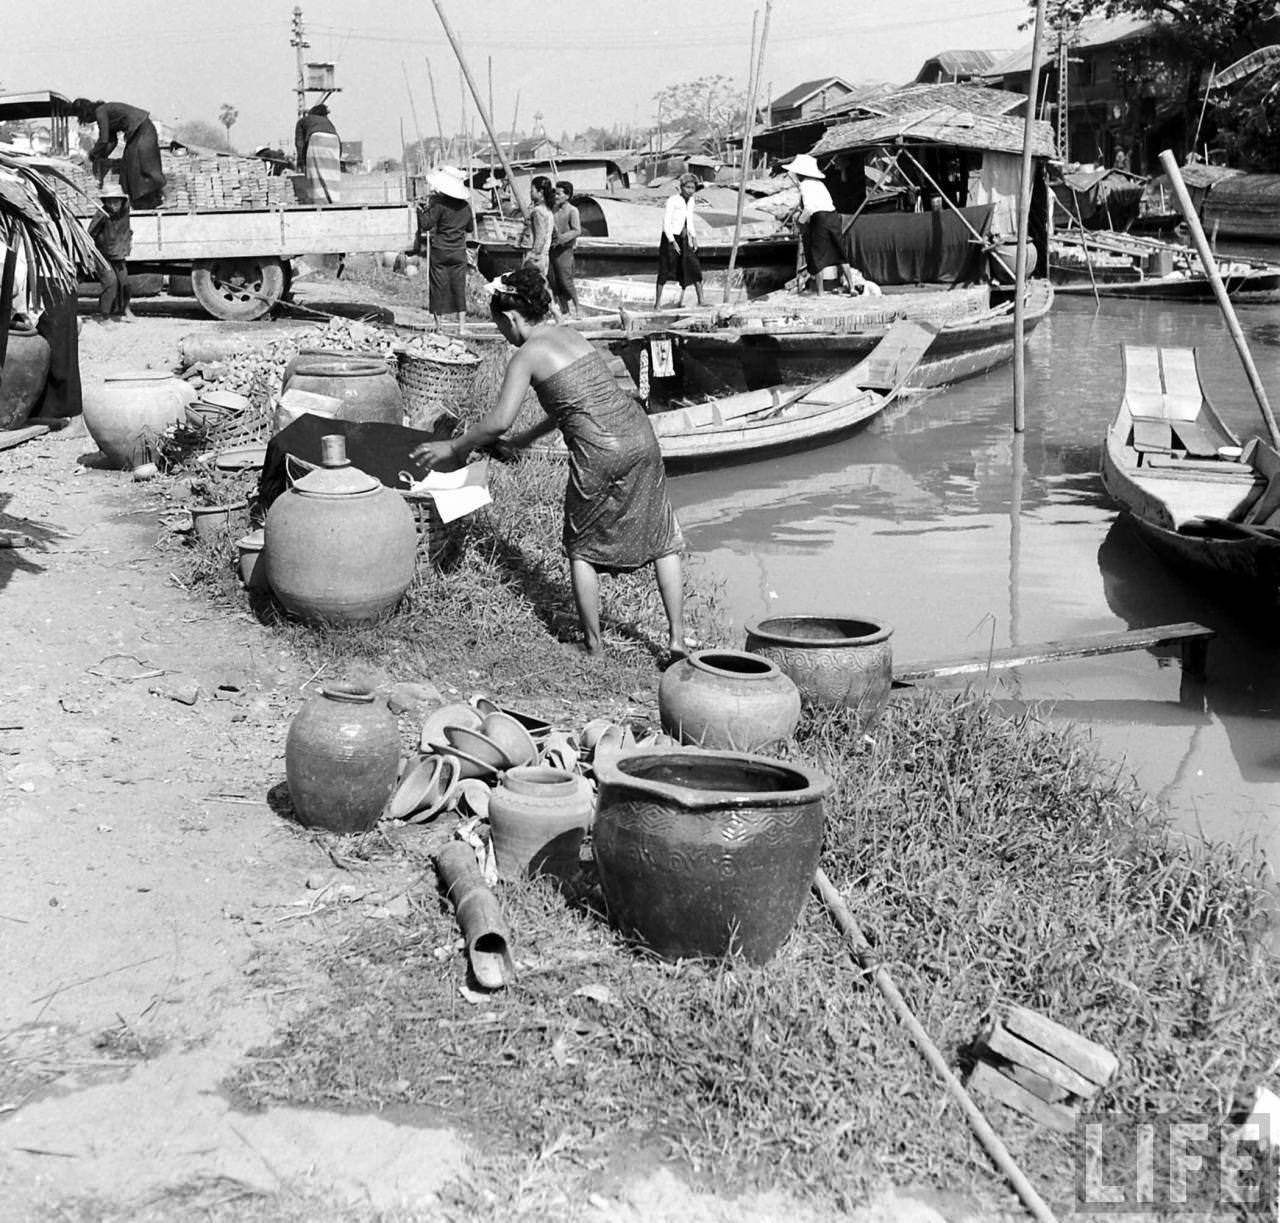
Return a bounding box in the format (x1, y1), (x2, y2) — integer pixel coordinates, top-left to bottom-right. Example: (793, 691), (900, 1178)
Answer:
(783, 153), (860, 297)
(419, 167), (474, 327)
(88, 183), (135, 322)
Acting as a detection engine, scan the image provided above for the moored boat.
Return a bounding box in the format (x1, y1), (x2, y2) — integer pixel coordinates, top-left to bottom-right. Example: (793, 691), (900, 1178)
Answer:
(1100, 343), (1280, 592)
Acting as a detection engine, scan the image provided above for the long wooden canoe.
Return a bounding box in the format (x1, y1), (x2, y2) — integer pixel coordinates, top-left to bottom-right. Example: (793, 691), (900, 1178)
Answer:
(1099, 343), (1280, 591)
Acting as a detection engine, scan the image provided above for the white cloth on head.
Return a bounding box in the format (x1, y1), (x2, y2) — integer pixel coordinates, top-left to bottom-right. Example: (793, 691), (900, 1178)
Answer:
(663, 193), (698, 245)
(796, 177), (835, 223)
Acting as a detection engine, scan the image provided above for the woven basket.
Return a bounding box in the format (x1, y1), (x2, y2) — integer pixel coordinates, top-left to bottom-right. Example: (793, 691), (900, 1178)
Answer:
(396, 349), (481, 429)
(400, 491), (466, 571)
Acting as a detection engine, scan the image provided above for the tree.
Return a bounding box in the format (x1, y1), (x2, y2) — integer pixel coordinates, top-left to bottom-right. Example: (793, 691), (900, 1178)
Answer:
(172, 119), (226, 150)
(652, 75), (745, 158)
(1040, 1), (1280, 163)
(218, 104), (239, 153)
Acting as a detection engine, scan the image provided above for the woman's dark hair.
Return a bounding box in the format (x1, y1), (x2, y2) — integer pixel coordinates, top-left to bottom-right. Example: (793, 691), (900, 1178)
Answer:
(555, 179), (574, 200)
(490, 266), (552, 322)
(308, 103), (330, 117)
(529, 175), (553, 207)
(71, 97), (103, 124)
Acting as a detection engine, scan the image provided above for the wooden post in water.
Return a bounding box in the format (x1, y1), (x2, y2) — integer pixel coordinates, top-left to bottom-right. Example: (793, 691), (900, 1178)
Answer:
(1159, 148), (1279, 446)
(725, 6), (764, 304)
(1013, 0), (1049, 433)
(431, 0), (530, 220)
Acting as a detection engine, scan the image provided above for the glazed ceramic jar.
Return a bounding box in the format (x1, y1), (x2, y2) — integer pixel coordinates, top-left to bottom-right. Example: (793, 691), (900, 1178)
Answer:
(0, 325), (51, 429)
(285, 356), (403, 425)
(744, 615), (894, 730)
(285, 683), (400, 833)
(657, 649), (801, 753)
(488, 766), (595, 885)
(264, 433), (417, 625)
(593, 748), (831, 963)
(82, 369), (195, 467)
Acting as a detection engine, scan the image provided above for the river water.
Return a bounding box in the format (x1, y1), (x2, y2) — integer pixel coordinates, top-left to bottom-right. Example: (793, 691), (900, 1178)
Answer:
(666, 292), (1280, 865)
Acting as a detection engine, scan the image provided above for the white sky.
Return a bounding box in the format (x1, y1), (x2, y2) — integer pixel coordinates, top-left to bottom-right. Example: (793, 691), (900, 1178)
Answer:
(8, 1), (1029, 157)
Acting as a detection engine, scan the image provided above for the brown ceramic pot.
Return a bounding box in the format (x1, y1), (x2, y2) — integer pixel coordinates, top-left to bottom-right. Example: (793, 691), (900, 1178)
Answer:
(82, 369), (195, 468)
(0, 326), (51, 429)
(657, 649), (800, 753)
(743, 614), (893, 730)
(285, 356), (403, 425)
(592, 748), (830, 963)
(488, 766), (595, 884)
(285, 683), (400, 833)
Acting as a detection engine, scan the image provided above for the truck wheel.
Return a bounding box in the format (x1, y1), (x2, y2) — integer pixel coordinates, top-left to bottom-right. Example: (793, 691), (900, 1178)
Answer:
(191, 257), (286, 321)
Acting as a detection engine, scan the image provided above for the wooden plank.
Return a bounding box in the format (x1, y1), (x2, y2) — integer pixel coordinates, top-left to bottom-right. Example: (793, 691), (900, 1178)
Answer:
(1004, 1005), (1118, 1087)
(1003, 1063), (1071, 1104)
(1158, 346), (1204, 421)
(1131, 418), (1172, 452)
(967, 1060), (1078, 1133)
(1142, 455), (1255, 476)
(1170, 419), (1226, 457)
(1243, 439), (1280, 525)
(1123, 344), (1163, 395)
(0, 424), (50, 451)
(984, 1019), (1100, 1099)
(849, 319), (937, 391)
(896, 622), (1213, 682)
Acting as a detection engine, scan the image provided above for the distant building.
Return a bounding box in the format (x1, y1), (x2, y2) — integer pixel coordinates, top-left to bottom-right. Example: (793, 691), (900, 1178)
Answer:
(340, 140), (364, 172)
(769, 77), (856, 127)
(914, 50), (1008, 85)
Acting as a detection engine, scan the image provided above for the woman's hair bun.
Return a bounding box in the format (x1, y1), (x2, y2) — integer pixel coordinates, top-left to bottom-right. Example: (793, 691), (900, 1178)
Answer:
(492, 265), (552, 320)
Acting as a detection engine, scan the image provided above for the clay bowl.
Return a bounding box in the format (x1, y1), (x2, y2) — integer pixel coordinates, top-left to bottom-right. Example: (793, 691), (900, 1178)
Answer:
(451, 777), (491, 818)
(387, 754), (457, 821)
(429, 742), (500, 782)
(421, 701), (483, 751)
(445, 725), (514, 772)
(482, 712), (537, 768)
(472, 696), (553, 743)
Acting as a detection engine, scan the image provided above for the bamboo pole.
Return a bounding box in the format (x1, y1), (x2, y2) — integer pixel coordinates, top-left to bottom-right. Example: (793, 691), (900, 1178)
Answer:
(1013, 0), (1049, 433)
(425, 57), (445, 167)
(487, 56), (496, 187)
(430, 0), (530, 220)
(725, 7), (764, 304)
(1159, 148), (1279, 446)
(1054, 191), (1099, 305)
(401, 62), (429, 182)
(813, 868), (1059, 1223)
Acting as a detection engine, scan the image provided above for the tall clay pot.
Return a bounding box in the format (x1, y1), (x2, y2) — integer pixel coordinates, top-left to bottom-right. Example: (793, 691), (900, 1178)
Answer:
(488, 766), (595, 884)
(285, 356), (403, 425)
(658, 649), (800, 753)
(264, 433), (417, 625)
(593, 748), (831, 963)
(285, 682), (400, 833)
(744, 614), (894, 730)
(0, 325), (52, 429)
(82, 369), (195, 468)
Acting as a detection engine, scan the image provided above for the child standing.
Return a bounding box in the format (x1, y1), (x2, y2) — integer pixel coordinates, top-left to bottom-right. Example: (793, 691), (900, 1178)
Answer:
(89, 183), (135, 322)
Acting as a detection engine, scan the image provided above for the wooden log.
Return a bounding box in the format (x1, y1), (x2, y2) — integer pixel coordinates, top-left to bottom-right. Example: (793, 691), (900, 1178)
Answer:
(0, 424), (50, 451)
(1004, 1004), (1118, 1087)
(968, 1060), (1078, 1132)
(895, 622), (1214, 682)
(984, 1018), (1101, 1099)
(1003, 1063), (1071, 1104)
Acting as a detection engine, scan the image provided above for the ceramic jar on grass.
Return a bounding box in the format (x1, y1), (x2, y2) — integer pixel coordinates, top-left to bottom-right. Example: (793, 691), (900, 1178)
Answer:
(658, 649), (801, 753)
(488, 766), (595, 886)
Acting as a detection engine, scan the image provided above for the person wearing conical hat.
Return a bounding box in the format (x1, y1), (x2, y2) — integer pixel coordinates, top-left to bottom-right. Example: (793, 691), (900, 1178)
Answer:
(418, 166), (474, 328)
(783, 152), (860, 297)
(88, 182), (135, 322)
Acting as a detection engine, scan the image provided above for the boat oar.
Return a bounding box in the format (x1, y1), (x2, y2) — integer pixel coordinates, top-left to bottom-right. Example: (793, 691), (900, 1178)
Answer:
(1158, 149), (1280, 448)
(813, 867), (1060, 1223)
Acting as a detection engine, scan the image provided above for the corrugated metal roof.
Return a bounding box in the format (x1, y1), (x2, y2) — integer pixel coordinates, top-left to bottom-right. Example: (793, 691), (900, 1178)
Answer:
(813, 106), (1056, 158)
(914, 50), (1009, 82)
(983, 15), (1156, 78)
(771, 77), (854, 111)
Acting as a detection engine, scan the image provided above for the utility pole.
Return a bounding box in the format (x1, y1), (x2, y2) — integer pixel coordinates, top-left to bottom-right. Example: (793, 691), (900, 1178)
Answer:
(291, 7), (308, 117)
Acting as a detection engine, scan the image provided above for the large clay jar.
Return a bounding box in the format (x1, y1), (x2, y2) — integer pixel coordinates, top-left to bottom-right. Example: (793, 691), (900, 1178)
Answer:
(285, 682), (400, 833)
(658, 649), (800, 753)
(0, 325), (51, 429)
(593, 748), (831, 963)
(285, 356), (403, 425)
(265, 433), (417, 625)
(82, 369), (195, 467)
(488, 766), (595, 884)
(744, 614), (894, 730)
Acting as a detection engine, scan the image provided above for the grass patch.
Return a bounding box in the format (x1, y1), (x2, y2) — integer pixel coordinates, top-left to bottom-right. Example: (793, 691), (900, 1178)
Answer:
(225, 694), (1280, 1216)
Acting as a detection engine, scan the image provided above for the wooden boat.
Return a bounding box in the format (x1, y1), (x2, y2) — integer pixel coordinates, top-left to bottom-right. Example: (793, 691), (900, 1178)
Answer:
(621, 280), (1054, 399)
(1100, 343), (1280, 591)
(1050, 230), (1280, 301)
(537, 320), (936, 471)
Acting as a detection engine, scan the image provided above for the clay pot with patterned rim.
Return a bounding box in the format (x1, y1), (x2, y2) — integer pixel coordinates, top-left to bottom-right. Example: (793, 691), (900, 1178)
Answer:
(592, 748), (830, 963)
(264, 433), (416, 625)
(285, 683), (401, 833)
(743, 614), (893, 729)
(657, 649), (800, 754)
(488, 766), (595, 884)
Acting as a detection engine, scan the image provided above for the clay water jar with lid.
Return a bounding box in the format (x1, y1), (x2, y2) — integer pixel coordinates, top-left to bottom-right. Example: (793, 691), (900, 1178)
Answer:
(81, 369), (196, 468)
(285, 354), (403, 425)
(592, 748), (831, 963)
(285, 682), (401, 833)
(657, 649), (801, 754)
(743, 614), (894, 730)
(264, 433), (417, 625)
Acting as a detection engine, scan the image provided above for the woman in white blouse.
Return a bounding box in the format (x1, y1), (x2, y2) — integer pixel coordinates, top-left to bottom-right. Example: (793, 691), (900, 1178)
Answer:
(784, 153), (860, 296)
(655, 173), (706, 308)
